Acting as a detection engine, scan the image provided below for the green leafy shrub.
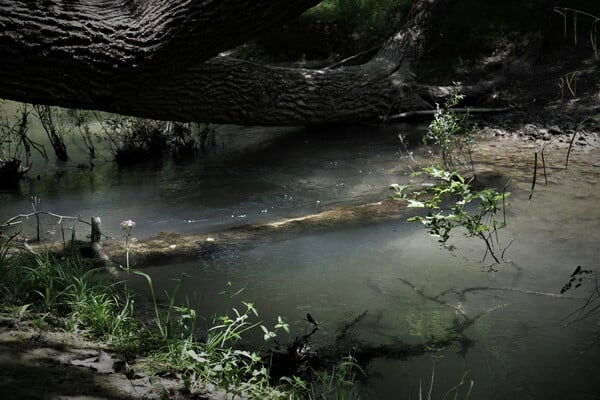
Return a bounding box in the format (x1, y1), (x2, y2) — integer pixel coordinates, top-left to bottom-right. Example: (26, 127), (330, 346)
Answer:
(424, 90), (476, 177)
(391, 166), (510, 264)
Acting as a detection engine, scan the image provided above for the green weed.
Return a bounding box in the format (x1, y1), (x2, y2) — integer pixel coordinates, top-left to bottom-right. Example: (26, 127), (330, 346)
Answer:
(418, 367), (474, 400)
(282, 355), (365, 400)
(305, 0), (415, 53)
(308, 0), (414, 26)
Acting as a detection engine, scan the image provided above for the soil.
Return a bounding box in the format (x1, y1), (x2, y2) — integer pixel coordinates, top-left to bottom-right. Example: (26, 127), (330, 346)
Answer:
(0, 317), (165, 400)
(0, 312), (235, 399)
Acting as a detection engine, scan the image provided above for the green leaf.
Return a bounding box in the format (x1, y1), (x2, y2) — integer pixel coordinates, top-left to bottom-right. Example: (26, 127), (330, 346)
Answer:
(407, 199), (426, 208)
(389, 183), (411, 196)
(261, 325), (276, 341)
(187, 349), (208, 363)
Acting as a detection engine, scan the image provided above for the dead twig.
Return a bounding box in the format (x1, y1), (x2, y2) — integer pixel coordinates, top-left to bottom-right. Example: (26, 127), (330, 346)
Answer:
(2, 211), (91, 229)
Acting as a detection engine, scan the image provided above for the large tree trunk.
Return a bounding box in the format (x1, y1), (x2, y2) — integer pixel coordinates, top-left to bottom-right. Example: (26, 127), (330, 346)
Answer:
(0, 0), (320, 110)
(0, 0), (487, 126)
(124, 0), (465, 125)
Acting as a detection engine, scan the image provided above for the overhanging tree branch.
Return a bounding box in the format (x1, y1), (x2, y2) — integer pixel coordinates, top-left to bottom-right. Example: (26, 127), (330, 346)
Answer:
(0, 0), (321, 110)
(0, 0), (494, 126)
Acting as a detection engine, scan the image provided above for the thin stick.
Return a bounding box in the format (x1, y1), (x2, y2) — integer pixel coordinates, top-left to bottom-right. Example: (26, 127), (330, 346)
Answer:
(457, 286), (581, 300)
(479, 233), (500, 264)
(566, 130), (580, 169)
(32, 196), (41, 241)
(528, 152), (538, 201)
(2, 211), (91, 229)
(500, 238), (514, 261)
(383, 107), (512, 121)
(540, 147), (548, 185)
(325, 45), (382, 70)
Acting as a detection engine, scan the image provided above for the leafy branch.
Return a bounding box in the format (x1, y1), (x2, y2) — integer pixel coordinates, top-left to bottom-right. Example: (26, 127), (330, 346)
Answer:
(391, 166), (511, 264)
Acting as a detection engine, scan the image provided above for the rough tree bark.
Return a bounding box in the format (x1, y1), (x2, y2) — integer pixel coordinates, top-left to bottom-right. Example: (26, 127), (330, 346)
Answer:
(0, 0), (496, 125)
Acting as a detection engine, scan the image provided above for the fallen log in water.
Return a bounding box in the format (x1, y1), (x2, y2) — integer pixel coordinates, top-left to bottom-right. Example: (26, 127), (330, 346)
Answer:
(100, 199), (412, 267)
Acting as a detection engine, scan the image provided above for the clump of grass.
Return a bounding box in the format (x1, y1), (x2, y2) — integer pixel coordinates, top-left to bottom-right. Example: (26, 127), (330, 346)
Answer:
(0, 236), (288, 397)
(283, 355), (365, 400)
(0, 237), (136, 339)
(138, 278), (292, 398)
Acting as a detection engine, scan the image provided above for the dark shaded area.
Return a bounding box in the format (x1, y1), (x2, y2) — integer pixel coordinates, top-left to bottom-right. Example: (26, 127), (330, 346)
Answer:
(0, 337), (133, 400)
(418, 0), (600, 81)
(266, 296), (479, 381)
(0, 159), (26, 189)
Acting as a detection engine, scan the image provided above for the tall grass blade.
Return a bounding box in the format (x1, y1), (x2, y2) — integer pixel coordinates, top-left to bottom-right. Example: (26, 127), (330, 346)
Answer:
(528, 152), (538, 201)
(132, 270), (164, 337)
(540, 148), (548, 185)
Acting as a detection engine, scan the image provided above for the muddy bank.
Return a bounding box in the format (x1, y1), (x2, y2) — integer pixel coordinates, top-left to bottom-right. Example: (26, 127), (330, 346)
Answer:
(0, 311), (244, 400)
(0, 316), (178, 400)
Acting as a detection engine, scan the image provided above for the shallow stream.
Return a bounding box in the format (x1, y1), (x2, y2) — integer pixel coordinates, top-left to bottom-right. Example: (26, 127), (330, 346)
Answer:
(1, 122), (599, 399)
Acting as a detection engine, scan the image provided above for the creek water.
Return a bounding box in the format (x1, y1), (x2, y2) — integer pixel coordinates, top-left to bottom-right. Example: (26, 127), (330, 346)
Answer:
(1, 121), (599, 399)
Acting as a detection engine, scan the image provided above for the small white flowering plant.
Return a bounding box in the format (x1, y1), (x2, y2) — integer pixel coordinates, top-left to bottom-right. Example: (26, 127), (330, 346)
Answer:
(120, 219), (136, 270)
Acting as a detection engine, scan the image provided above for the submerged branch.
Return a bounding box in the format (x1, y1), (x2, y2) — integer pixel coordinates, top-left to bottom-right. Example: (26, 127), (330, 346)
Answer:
(453, 286), (582, 301)
(398, 278), (469, 318)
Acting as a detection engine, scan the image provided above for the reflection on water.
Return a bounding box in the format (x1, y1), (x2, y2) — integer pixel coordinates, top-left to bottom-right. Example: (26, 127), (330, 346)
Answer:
(1, 123), (600, 399)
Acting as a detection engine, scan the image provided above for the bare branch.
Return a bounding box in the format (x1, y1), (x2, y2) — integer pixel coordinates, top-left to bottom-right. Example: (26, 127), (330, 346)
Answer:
(1, 211), (91, 230)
